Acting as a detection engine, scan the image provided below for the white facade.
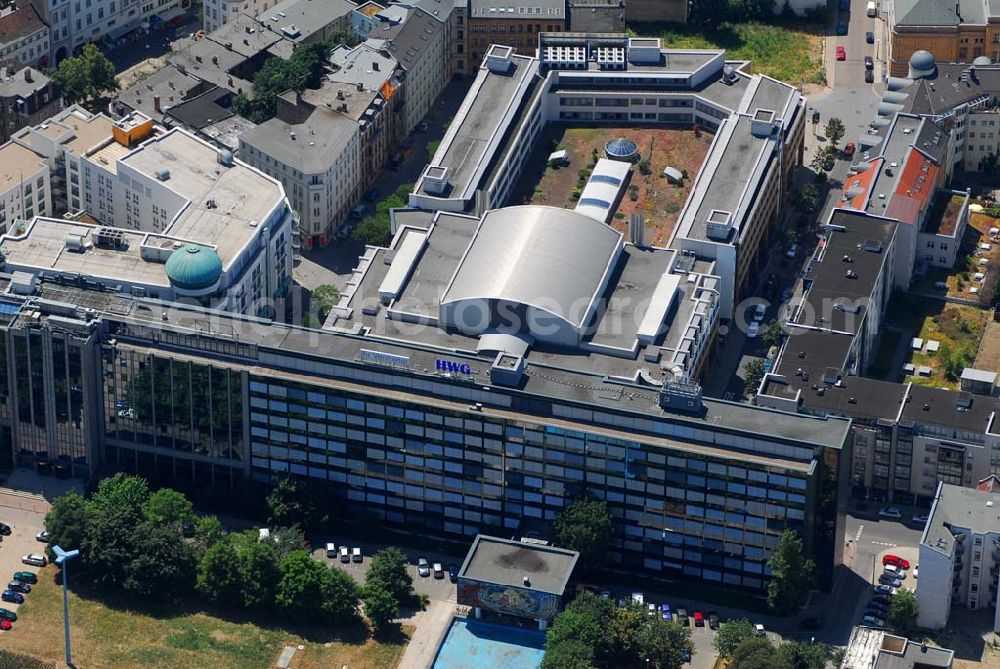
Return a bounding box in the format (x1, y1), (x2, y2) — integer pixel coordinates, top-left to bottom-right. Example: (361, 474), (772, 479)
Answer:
(964, 111), (1000, 172)
(0, 141), (51, 234)
(0, 6), (50, 68)
(202, 0), (278, 33)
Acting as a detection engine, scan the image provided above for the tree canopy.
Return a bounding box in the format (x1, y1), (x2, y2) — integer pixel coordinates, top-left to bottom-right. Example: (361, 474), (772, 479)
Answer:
(351, 183), (414, 247)
(715, 618), (757, 659)
(362, 584), (399, 635)
(889, 588), (918, 632)
(50, 44), (118, 104)
(767, 530), (816, 614)
(552, 497), (614, 573)
(233, 42), (330, 123)
(366, 547), (413, 603)
(824, 117), (846, 146)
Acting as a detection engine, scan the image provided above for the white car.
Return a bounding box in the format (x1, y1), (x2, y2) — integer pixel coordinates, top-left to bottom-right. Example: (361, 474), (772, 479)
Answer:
(754, 623), (766, 637)
(325, 542), (336, 558)
(631, 592), (644, 606)
(913, 564), (919, 578)
(35, 531), (50, 543)
(785, 244), (798, 258)
(417, 558), (431, 577)
(339, 546), (350, 563)
(21, 554), (46, 567)
(883, 564), (906, 579)
(862, 615), (885, 627)
(878, 507), (902, 520)
(351, 547), (363, 563)
(747, 321), (760, 338)
(753, 303), (766, 322)
(433, 562), (444, 579)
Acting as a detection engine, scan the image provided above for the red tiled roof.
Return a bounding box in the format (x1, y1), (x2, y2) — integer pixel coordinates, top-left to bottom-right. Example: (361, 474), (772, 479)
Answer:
(978, 475), (1000, 492)
(841, 159), (880, 210)
(885, 147), (938, 226)
(0, 4), (46, 44)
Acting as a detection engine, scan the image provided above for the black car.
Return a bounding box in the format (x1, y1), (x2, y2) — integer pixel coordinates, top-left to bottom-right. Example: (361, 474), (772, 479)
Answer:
(866, 31), (875, 43)
(865, 70), (875, 84)
(7, 581), (29, 594)
(864, 56), (874, 70)
(837, 18), (848, 35)
(870, 594), (891, 606)
(708, 612), (720, 629)
(676, 608), (690, 626)
(0, 523), (10, 536)
(867, 603), (890, 616)
(0, 608), (16, 622)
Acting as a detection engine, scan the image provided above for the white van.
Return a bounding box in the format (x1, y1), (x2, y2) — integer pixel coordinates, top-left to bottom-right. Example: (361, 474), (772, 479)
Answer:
(325, 542), (336, 558)
(866, 1), (877, 16)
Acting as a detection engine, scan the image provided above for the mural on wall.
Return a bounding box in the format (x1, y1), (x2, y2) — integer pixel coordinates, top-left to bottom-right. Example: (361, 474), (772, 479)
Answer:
(458, 580), (561, 620)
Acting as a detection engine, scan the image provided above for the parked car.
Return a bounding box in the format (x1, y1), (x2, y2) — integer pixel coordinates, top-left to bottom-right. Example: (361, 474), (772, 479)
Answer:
(862, 615), (885, 627)
(883, 555), (910, 569)
(0, 608), (17, 622)
(884, 564), (906, 578)
(0, 618), (10, 630)
(865, 70), (875, 84)
(35, 531), (50, 543)
(911, 513), (929, 525)
(351, 547), (362, 563)
(785, 244), (798, 258)
(878, 575), (902, 587)
(1, 590), (23, 604)
(449, 565), (459, 582)
(866, 31), (875, 43)
(0, 523), (10, 536)
(339, 546), (350, 563)
(873, 584), (897, 595)
(843, 142), (856, 157)
(866, 603), (889, 616)
(878, 507), (902, 520)
(753, 303), (766, 321)
(325, 542), (337, 558)
(754, 623), (766, 637)
(864, 56), (874, 70)
(11, 572), (36, 585)
(913, 564), (919, 578)
(417, 558), (430, 577)
(708, 612), (720, 629)
(694, 611), (705, 626)
(21, 555), (45, 568)
(677, 608), (689, 626)
(837, 17), (848, 35)
(661, 603), (672, 621)
(632, 592), (645, 606)
(433, 563), (444, 579)
(870, 594), (891, 606)
(836, 46), (847, 61)
(747, 321), (760, 338)
(6, 582), (29, 595)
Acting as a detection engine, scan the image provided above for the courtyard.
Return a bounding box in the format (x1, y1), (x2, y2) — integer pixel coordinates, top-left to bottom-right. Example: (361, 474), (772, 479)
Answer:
(914, 209), (1000, 305)
(508, 125), (712, 247)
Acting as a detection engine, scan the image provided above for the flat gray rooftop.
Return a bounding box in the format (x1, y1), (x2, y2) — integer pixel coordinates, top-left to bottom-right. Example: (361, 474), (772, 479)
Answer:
(417, 55), (538, 200)
(589, 244), (675, 350)
(923, 481), (1000, 559)
(393, 212), (477, 319)
(865, 114), (924, 216)
(459, 535), (577, 596)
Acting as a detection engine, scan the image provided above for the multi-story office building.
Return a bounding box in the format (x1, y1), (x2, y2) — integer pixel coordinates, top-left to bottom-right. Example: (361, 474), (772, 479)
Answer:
(0, 4), (49, 68)
(202, 0), (279, 33)
(0, 67), (60, 144)
(918, 478), (1000, 634)
(467, 0), (566, 71)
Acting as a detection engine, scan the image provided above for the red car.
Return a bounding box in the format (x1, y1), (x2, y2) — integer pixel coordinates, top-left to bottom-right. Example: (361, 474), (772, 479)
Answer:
(883, 555), (910, 570)
(0, 619), (10, 631)
(694, 611), (705, 626)
(843, 142), (856, 157)
(836, 46), (846, 61)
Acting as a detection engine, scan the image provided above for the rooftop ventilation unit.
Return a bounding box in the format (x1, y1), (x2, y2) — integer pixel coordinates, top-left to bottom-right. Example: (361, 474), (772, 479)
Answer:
(155, 168), (170, 181)
(861, 239), (883, 253)
(422, 165), (450, 195)
(705, 208), (734, 241)
(956, 391), (973, 408)
(750, 109), (777, 137)
(281, 24), (300, 38)
(723, 65), (740, 84)
(627, 37), (660, 64)
(486, 44), (514, 73)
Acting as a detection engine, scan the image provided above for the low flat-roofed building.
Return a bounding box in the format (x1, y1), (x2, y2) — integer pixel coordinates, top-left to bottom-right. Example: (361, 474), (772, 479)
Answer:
(457, 534), (578, 629)
(842, 626), (953, 669)
(0, 139), (51, 233)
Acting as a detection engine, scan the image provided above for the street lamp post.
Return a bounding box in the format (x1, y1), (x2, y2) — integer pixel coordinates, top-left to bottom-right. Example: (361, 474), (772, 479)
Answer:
(52, 545), (80, 669)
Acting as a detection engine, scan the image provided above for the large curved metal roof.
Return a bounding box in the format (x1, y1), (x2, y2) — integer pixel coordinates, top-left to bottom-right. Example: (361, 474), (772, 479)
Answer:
(441, 205), (623, 331)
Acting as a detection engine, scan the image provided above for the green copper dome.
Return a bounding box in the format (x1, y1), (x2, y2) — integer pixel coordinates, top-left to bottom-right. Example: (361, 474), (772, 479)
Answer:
(165, 245), (222, 291)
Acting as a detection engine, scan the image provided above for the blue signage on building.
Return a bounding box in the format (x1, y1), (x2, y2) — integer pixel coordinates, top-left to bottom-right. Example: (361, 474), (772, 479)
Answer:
(436, 358), (472, 375)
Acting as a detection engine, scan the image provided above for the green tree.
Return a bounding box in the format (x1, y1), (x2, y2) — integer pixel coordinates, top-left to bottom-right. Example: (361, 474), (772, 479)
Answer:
(269, 524), (307, 559)
(89, 473), (150, 524)
(266, 476), (325, 529)
(311, 284), (341, 322)
(889, 588), (918, 632)
(731, 637), (793, 669)
(121, 521), (197, 599)
(715, 618), (757, 659)
(553, 497), (614, 572)
(196, 538), (243, 606)
(825, 117), (846, 146)
(761, 320), (783, 347)
(231, 532), (282, 607)
(767, 530), (816, 614)
(143, 488), (195, 529)
(743, 358), (766, 395)
(366, 546), (413, 603)
(778, 641), (828, 669)
(50, 43), (118, 104)
(44, 491), (90, 557)
(194, 515), (225, 548)
(609, 603), (647, 660)
(540, 639), (597, 669)
(362, 583), (399, 635)
(634, 618), (693, 669)
(275, 551), (359, 621)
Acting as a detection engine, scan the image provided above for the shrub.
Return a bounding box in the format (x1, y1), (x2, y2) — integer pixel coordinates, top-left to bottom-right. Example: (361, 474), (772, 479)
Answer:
(666, 202), (681, 214)
(571, 188), (582, 200)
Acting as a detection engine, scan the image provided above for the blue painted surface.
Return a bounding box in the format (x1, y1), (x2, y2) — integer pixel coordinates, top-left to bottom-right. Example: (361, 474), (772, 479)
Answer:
(431, 618), (546, 669)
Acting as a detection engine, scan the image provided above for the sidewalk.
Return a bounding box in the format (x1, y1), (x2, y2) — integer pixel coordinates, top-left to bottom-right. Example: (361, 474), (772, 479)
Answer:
(397, 599), (456, 669)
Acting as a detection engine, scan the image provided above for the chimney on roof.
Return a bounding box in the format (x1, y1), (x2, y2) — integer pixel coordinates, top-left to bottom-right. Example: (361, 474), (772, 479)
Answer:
(24, 69), (31, 83)
(154, 95), (161, 112)
(373, 60), (379, 71)
(523, 576), (531, 587)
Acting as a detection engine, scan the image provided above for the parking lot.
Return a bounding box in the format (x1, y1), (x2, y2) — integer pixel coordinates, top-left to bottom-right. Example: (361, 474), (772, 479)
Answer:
(0, 505), (48, 626)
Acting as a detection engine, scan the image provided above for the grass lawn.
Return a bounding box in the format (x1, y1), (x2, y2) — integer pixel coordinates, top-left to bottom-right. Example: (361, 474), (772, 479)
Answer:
(886, 295), (988, 390)
(7, 567), (409, 669)
(630, 22), (825, 86)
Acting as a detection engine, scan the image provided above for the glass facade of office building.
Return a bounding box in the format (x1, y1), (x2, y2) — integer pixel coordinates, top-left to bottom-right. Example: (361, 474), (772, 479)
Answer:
(243, 374), (816, 590)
